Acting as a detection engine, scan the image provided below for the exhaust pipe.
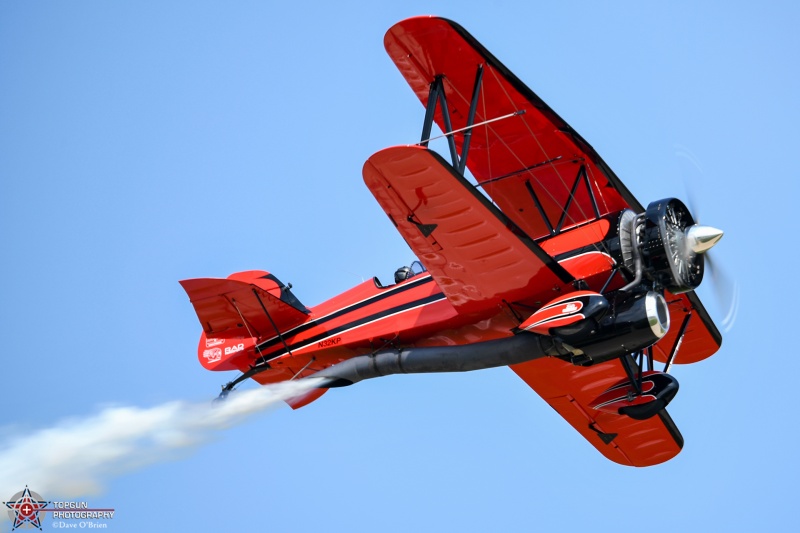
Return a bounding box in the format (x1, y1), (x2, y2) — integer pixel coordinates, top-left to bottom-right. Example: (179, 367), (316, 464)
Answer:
(307, 334), (558, 387)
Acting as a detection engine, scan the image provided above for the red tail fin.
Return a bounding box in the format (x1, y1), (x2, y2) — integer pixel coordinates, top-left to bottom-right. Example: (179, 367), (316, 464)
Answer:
(180, 270), (310, 371)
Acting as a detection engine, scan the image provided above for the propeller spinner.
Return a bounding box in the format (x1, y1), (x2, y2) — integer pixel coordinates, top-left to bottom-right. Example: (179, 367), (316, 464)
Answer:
(685, 224), (724, 254)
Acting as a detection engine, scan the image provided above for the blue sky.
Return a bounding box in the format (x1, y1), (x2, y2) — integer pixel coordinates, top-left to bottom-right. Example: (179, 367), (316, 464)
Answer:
(1, 1), (797, 531)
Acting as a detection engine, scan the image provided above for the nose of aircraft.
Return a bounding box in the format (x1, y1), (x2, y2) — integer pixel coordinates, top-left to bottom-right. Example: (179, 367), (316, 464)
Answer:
(685, 225), (724, 254)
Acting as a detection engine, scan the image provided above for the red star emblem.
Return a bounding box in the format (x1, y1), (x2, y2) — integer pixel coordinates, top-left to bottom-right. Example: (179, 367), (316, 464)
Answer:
(3, 486), (50, 531)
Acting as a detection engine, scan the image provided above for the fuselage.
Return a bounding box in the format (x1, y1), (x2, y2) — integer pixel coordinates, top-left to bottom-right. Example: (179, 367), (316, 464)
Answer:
(218, 216), (623, 387)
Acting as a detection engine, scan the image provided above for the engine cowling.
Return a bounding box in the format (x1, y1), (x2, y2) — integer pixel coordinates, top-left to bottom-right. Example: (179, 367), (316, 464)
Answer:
(518, 291), (609, 335)
(641, 198), (702, 293)
(616, 199), (723, 294)
(550, 291), (670, 366)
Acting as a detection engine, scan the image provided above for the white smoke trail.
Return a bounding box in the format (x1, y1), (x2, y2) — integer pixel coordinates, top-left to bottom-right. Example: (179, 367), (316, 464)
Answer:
(0, 379), (324, 503)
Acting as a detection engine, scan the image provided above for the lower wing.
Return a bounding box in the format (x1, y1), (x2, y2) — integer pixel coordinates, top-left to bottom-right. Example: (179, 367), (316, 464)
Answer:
(511, 357), (683, 467)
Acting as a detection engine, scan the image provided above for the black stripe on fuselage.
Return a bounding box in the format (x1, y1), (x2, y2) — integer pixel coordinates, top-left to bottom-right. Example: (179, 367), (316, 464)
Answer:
(257, 291), (448, 361)
(254, 274), (436, 354)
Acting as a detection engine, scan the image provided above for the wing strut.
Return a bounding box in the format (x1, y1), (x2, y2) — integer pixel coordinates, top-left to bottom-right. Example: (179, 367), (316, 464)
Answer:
(620, 353), (643, 395)
(664, 312), (692, 373)
(458, 64), (483, 174)
(420, 76), (458, 168)
(521, 163), (604, 238)
(556, 165), (601, 232)
(525, 179), (555, 235)
(419, 65), (488, 175)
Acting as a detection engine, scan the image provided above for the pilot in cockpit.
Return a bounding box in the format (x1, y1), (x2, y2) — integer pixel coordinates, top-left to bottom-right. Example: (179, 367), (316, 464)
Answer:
(394, 261), (427, 284)
(373, 261), (427, 288)
(394, 266), (413, 283)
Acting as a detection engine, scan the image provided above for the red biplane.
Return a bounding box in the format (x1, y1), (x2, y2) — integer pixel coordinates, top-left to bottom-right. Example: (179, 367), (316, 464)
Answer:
(181, 17), (723, 467)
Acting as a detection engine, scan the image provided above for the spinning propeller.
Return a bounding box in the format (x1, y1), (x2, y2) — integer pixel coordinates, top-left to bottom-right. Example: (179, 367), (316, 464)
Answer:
(676, 147), (739, 332)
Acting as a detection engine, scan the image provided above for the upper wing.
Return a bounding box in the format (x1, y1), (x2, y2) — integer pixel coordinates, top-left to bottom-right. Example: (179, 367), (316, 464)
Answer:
(364, 145), (573, 315)
(511, 356), (683, 467)
(384, 16), (638, 241)
(180, 270), (309, 339)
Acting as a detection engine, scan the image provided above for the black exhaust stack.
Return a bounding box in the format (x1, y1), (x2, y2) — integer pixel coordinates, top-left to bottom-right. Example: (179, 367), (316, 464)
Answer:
(307, 334), (560, 387)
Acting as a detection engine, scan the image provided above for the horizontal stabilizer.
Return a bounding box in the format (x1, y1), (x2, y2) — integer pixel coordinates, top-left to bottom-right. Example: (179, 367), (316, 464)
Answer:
(180, 270), (309, 342)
